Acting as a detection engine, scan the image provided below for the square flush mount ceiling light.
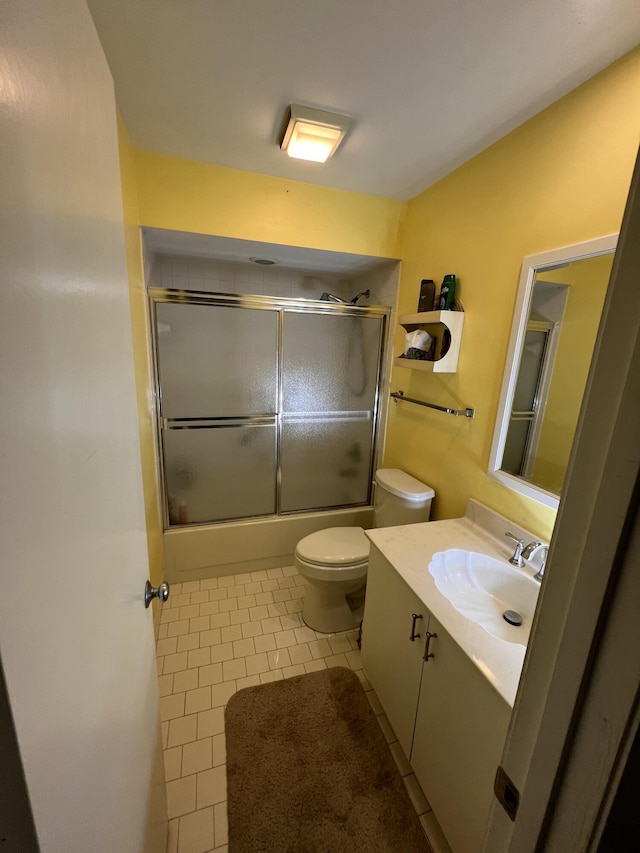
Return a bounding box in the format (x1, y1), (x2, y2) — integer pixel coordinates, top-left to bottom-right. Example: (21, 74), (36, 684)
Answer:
(281, 104), (352, 163)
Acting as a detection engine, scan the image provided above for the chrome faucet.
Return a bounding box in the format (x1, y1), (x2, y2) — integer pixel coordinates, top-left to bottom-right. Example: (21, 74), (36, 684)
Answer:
(522, 541), (549, 582)
(505, 532), (525, 567)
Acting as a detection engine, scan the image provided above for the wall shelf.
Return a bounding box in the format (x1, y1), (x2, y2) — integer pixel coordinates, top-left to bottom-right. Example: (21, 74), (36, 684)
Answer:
(394, 309), (464, 374)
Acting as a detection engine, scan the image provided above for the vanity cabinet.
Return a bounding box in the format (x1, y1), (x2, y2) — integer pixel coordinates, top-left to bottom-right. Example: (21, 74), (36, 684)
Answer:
(360, 542), (428, 756)
(361, 544), (511, 853)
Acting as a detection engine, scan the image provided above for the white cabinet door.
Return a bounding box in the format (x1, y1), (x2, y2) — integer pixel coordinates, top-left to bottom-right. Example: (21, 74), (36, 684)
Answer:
(361, 545), (428, 755)
(0, 2), (166, 851)
(410, 616), (511, 853)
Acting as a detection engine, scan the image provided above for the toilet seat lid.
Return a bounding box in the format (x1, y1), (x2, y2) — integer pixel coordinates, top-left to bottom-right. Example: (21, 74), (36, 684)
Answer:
(296, 527), (369, 566)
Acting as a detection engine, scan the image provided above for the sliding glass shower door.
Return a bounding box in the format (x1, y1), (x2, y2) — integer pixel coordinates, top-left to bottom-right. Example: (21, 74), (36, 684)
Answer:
(156, 301), (279, 524)
(152, 292), (386, 527)
(280, 311), (382, 511)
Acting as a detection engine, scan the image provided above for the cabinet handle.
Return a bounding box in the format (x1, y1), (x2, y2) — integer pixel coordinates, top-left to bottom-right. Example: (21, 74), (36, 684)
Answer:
(424, 631), (437, 661)
(410, 613), (423, 641)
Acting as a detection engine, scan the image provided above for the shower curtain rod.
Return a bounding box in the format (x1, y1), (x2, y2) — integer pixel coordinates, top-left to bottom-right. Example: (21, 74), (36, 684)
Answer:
(390, 390), (475, 419)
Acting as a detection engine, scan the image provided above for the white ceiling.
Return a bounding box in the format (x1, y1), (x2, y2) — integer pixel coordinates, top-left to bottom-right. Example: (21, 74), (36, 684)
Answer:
(87, 0), (640, 200)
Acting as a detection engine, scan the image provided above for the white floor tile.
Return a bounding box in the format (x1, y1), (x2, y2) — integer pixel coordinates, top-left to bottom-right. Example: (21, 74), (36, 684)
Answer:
(164, 746), (182, 782)
(254, 633), (277, 653)
(222, 658), (246, 681)
(178, 806), (214, 853)
(267, 648), (291, 670)
(158, 674), (174, 697)
(274, 629), (296, 648)
(260, 669), (283, 683)
(197, 707), (225, 739)
(260, 616), (282, 634)
(182, 737), (213, 776)
(211, 733), (226, 767)
(236, 674), (261, 691)
(164, 652), (189, 674)
(200, 628), (222, 647)
(303, 659), (327, 673)
(210, 644), (233, 664)
(166, 774), (196, 819)
(229, 608), (250, 625)
(161, 692), (186, 722)
(198, 663), (223, 688)
(188, 647), (211, 669)
(196, 766), (227, 808)
(211, 681), (237, 708)
(214, 802), (228, 848)
(245, 653), (269, 676)
(177, 634), (200, 653)
(325, 653), (349, 669)
(289, 643), (312, 665)
(158, 564), (431, 851)
(220, 625), (242, 643)
(167, 818), (179, 853)
(240, 621), (262, 639)
(185, 686), (211, 716)
(168, 714), (198, 748)
(173, 671), (198, 695)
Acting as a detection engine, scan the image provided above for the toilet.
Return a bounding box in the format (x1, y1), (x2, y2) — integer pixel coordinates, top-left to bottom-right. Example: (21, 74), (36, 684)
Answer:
(294, 469), (435, 633)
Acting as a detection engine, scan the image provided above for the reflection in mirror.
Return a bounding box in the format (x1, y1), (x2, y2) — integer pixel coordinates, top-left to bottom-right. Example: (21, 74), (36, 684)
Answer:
(489, 236), (617, 509)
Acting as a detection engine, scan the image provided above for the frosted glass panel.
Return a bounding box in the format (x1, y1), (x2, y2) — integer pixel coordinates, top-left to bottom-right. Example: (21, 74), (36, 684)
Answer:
(512, 329), (547, 412)
(164, 425), (276, 523)
(280, 311), (382, 511)
(282, 313), (382, 413)
(280, 414), (373, 511)
(502, 420), (531, 477)
(156, 302), (278, 418)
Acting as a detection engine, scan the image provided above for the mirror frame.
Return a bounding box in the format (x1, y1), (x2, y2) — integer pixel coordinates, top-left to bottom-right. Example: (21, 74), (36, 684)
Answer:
(488, 234), (618, 509)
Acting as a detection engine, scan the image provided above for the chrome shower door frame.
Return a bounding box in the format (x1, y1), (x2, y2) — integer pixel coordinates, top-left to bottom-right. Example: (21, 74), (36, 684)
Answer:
(148, 287), (389, 528)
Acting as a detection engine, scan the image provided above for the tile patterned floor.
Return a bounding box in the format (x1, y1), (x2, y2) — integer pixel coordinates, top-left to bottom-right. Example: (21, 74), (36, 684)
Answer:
(156, 565), (439, 853)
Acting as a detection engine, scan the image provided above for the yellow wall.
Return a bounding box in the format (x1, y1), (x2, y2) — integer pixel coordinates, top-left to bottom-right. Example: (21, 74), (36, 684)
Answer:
(384, 46), (640, 540)
(532, 254), (613, 492)
(134, 150), (406, 259)
(117, 115), (164, 586)
(123, 142), (407, 573)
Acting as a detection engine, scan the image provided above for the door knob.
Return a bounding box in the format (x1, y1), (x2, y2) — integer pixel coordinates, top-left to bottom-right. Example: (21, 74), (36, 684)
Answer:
(144, 580), (170, 609)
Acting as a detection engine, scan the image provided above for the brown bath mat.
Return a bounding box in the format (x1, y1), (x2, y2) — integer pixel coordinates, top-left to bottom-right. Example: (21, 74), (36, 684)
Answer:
(225, 666), (431, 853)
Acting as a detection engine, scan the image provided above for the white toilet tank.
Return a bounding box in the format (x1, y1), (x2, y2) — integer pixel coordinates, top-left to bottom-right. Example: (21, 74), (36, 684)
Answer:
(373, 468), (435, 528)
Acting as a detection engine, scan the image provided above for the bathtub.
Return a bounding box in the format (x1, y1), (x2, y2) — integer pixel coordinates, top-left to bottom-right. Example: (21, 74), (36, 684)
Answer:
(163, 506), (375, 584)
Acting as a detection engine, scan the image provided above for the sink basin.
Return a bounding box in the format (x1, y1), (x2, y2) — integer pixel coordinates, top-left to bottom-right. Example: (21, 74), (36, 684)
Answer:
(429, 549), (539, 645)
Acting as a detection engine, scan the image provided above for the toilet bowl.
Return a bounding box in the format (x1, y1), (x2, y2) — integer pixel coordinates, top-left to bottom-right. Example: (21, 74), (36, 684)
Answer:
(295, 469), (435, 633)
(295, 526), (369, 633)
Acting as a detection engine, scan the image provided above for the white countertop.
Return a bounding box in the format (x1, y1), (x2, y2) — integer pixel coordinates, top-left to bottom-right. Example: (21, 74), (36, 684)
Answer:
(365, 501), (542, 707)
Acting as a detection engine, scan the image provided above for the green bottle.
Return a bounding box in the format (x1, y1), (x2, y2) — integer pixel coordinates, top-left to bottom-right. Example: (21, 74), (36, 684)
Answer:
(437, 274), (456, 310)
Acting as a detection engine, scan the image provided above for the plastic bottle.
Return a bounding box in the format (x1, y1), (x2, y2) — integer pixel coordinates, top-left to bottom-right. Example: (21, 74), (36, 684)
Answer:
(437, 274), (457, 310)
(418, 279), (435, 313)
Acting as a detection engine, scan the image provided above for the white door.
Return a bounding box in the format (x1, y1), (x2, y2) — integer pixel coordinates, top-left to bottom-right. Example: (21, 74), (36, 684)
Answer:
(0, 1), (167, 851)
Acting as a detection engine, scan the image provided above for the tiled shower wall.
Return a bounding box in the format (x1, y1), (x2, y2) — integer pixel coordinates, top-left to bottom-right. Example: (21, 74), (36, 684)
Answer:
(149, 254), (399, 308)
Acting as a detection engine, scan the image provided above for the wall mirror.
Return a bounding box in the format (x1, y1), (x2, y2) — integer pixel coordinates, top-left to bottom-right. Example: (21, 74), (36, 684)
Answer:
(489, 234), (617, 509)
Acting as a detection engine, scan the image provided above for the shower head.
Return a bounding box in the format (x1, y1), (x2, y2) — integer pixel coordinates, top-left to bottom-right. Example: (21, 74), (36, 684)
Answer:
(320, 292), (348, 304)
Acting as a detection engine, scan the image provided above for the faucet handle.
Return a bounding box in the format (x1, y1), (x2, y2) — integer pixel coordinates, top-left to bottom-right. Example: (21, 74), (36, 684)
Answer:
(505, 532), (525, 567)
